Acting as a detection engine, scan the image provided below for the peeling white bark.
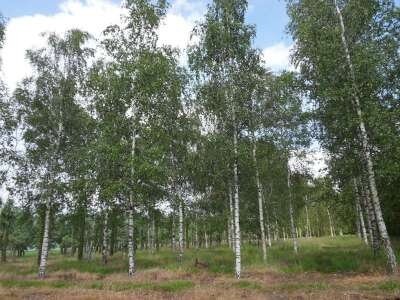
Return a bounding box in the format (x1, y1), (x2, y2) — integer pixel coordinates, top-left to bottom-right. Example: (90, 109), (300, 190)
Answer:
(228, 184), (235, 251)
(127, 206), (135, 276)
(178, 199), (184, 262)
(102, 209), (109, 265)
(233, 121), (241, 279)
(38, 199), (51, 278)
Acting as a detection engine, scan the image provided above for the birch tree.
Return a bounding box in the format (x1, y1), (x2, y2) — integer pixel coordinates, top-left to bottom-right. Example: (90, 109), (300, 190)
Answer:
(288, 0), (398, 273)
(189, 0), (256, 279)
(15, 30), (93, 277)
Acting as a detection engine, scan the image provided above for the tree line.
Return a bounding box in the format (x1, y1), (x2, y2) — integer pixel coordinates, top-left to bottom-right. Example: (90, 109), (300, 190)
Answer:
(0, 0), (399, 278)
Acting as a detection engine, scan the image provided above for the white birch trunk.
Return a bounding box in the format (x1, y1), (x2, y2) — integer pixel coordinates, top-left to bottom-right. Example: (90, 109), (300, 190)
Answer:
(229, 184), (235, 251)
(227, 218), (232, 248)
(151, 212), (155, 254)
(266, 221), (272, 247)
(364, 183), (380, 253)
(353, 178), (368, 245)
(127, 206), (135, 276)
(251, 136), (267, 261)
(287, 165), (298, 253)
(358, 203), (368, 245)
(233, 121), (241, 279)
(128, 104), (137, 275)
(327, 208), (334, 238)
(178, 199), (184, 262)
(305, 204), (311, 238)
(195, 216), (199, 250)
(334, 0), (397, 273)
(38, 199), (51, 278)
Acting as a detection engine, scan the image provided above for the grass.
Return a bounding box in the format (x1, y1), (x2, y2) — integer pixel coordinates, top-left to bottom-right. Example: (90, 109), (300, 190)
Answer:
(0, 279), (72, 289)
(0, 236), (396, 276)
(85, 279), (194, 292)
(0, 236), (399, 299)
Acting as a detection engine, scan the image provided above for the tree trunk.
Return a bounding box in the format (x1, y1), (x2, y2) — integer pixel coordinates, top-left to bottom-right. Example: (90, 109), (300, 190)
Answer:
(327, 208), (334, 237)
(287, 165), (298, 253)
(195, 215), (199, 249)
(228, 184), (235, 251)
(353, 179), (368, 245)
(150, 207), (155, 254)
(362, 182), (380, 254)
(171, 215), (176, 251)
(227, 217), (232, 248)
(38, 199), (51, 278)
(77, 196), (86, 261)
(305, 201), (311, 238)
(102, 210), (109, 265)
(233, 121), (241, 279)
(178, 199), (184, 262)
(334, 0), (397, 274)
(1, 232), (7, 263)
(251, 136), (267, 261)
(127, 205), (135, 276)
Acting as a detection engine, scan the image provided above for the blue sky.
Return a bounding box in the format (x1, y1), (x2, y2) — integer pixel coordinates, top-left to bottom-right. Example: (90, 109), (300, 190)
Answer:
(0, 0), (290, 49)
(0, 0), (398, 91)
(1, 0), (399, 48)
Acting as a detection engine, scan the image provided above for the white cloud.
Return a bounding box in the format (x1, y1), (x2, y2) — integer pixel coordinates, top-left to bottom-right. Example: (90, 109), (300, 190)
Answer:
(262, 42), (294, 73)
(0, 0), (204, 91)
(289, 142), (329, 178)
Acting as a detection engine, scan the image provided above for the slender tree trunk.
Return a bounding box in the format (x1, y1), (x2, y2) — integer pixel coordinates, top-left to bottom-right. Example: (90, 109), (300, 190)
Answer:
(195, 215), (199, 250)
(334, 0), (397, 274)
(38, 199), (51, 278)
(228, 184), (235, 251)
(127, 205), (135, 276)
(178, 199), (184, 262)
(233, 121), (241, 279)
(358, 203), (368, 245)
(251, 136), (267, 261)
(353, 179), (368, 245)
(305, 199), (311, 238)
(227, 218), (232, 248)
(150, 208), (155, 254)
(264, 185), (272, 247)
(128, 109), (137, 275)
(77, 194), (87, 261)
(102, 209), (109, 265)
(171, 216), (176, 251)
(287, 165), (298, 253)
(266, 220), (272, 247)
(362, 182), (380, 254)
(1, 231), (7, 262)
(327, 208), (334, 237)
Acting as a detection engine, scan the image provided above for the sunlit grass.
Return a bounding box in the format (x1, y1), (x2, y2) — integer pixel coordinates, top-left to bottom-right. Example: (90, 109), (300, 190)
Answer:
(0, 235), (399, 298)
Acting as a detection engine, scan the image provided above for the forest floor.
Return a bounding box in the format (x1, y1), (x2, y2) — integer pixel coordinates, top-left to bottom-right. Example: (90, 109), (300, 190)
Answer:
(0, 236), (399, 299)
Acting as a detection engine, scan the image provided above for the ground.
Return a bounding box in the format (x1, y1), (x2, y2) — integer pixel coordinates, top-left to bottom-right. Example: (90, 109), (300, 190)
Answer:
(0, 236), (400, 299)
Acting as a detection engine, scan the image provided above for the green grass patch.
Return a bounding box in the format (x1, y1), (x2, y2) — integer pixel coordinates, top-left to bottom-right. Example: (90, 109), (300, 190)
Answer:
(233, 280), (263, 290)
(1, 236), (398, 278)
(275, 282), (329, 292)
(110, 280), (194, 293)
(361, 280), (400, 293)
(0, 279), (72, 289)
